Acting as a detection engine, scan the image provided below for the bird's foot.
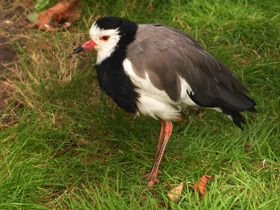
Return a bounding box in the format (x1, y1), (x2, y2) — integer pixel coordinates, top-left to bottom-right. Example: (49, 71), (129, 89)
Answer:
(147, 176), (160, 187)
(143, 168), (161, 186)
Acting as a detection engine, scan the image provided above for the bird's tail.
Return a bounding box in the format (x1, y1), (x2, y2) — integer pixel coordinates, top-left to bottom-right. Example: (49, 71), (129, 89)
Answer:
(221, 94), (257, 129)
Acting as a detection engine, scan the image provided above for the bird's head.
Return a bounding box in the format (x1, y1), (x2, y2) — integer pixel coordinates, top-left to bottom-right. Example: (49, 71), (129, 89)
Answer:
(73, 17), (138, 64)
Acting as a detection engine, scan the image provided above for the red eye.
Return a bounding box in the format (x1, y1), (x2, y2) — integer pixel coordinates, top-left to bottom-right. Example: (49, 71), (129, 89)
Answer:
(100, 35), (110, 41)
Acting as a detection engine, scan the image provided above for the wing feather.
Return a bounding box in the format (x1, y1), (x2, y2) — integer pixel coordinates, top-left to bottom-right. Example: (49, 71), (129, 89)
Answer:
(126, 24), (254, 112)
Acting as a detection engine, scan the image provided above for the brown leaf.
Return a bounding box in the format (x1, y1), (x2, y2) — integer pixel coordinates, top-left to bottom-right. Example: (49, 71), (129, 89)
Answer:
(167, 181), (184, 203)
(195, 175), (214, 197)
(32, 0), (81, 31)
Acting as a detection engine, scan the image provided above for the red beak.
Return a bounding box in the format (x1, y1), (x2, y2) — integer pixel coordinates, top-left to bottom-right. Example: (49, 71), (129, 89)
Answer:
(73, 40), (97, 54)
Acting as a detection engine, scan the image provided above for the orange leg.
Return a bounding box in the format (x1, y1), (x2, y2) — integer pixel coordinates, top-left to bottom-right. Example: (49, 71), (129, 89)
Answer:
(143, 120), (165, 179)
(147, 120), (173, 186)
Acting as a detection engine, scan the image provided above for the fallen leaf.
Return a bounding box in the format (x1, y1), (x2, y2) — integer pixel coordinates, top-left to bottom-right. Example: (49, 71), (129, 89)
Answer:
(31, 0), (81, 31)
(195, 175), (214, 198)
(167, 181), (184, 203)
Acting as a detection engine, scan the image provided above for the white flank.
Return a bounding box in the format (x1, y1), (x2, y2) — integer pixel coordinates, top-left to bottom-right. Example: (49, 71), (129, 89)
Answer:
(137, 95), (180, 121)
(178, 77), (197, 106)
(90, 23), (121, 64)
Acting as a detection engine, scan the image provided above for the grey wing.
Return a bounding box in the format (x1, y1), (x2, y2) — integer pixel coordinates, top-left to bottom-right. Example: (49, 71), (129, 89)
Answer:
(126, 24), (255, 112)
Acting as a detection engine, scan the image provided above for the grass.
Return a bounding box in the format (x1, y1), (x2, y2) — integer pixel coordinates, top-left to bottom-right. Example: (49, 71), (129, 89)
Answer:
(0, 0), (279, 209)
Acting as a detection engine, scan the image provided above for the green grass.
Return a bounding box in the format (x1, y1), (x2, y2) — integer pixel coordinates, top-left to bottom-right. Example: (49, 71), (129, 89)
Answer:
(1, 0), (279, 209)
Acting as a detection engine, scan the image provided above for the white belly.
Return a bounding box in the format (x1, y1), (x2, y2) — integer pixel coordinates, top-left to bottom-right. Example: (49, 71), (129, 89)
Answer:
(136, 94), (181, 120)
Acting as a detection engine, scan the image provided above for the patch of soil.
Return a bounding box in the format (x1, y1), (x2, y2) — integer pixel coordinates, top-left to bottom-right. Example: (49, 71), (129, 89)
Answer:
(0, 36), (17, 64)
(0, 5), (28, 66)
(0, 1), (30, 125)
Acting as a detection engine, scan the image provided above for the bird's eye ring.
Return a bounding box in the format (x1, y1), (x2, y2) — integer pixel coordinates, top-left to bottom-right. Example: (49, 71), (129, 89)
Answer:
(100, 35), (110, 41)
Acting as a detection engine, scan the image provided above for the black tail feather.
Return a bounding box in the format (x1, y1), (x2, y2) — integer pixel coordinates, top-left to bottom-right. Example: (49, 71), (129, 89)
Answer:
(222, 109), (246, 130)
(222, 93), (257, 129)
(230, 112), (245, 130)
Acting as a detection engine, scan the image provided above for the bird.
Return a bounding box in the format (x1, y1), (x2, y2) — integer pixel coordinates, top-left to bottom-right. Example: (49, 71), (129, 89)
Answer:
(73, 17), (257, 186)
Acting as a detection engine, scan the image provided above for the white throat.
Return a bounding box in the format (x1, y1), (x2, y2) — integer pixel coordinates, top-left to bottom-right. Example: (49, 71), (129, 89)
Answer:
(89, 24), (121, 64)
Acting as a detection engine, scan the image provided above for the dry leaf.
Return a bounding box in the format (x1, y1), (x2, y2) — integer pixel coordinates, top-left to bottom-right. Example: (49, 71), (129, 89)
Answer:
(167, 181), (184, 203)
(32, 0), (81, 31)
(195, 175), (214, 197)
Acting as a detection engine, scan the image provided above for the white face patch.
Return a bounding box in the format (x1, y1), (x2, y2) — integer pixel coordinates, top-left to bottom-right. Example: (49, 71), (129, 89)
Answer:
(89, 23), (121, 64)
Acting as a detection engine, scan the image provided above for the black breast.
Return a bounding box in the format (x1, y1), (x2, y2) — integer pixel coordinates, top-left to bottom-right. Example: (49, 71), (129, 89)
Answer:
(96, 54), (139, 114)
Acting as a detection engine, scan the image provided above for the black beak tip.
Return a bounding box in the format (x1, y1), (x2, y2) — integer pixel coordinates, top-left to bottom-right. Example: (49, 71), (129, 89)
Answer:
(72, 46), (84, 54)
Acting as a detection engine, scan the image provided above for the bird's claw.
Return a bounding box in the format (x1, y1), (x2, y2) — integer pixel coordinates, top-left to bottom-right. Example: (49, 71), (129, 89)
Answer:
(147, 177), (160, 187)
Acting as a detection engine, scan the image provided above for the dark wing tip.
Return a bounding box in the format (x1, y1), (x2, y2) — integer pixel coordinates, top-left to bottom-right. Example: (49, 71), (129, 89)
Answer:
(248, 107), (258, 113)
